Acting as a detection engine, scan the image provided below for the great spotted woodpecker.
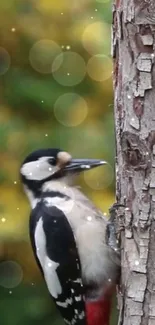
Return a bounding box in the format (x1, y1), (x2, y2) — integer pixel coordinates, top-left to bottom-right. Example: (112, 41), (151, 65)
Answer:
(20, 148), (120, 325)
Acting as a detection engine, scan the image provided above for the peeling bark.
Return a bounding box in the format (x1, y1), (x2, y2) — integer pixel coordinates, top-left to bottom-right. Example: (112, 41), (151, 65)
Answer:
(112, 1), (155, 324)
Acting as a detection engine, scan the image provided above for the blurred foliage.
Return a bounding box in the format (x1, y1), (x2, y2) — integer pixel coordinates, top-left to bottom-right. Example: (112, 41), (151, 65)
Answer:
(0, 0), (117, 324)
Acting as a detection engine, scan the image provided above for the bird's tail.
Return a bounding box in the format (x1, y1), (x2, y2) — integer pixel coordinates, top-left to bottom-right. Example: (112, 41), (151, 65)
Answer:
(86, 286), (116, 325)
(86, 297), (111, 325)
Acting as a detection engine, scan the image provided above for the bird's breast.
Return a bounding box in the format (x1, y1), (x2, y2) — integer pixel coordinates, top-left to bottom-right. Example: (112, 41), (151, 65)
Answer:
(43, 192), (117, 289)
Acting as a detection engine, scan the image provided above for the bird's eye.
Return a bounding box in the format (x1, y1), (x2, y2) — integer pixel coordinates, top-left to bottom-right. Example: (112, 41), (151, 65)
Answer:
(48, 158), (56, 165)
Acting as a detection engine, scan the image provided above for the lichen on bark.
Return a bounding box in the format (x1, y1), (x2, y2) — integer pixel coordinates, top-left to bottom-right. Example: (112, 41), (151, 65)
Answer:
(112, 1), (155, 324)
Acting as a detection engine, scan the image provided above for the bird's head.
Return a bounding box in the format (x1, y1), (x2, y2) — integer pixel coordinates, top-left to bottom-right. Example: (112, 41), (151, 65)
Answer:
(20, 148), (106, 202)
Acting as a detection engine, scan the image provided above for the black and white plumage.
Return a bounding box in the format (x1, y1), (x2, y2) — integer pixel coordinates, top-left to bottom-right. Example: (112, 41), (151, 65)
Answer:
(20, 148), (119, 325)
(30, 201), (85, 325)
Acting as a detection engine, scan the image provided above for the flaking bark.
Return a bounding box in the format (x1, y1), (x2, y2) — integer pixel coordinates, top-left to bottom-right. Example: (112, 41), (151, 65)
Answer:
(112, 1), (155, 324)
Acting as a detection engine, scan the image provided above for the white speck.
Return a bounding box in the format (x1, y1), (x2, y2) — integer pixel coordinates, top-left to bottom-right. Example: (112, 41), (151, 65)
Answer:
(151, 53), (154, 58)
(79, 311), (85, 319)
(48, 262), (52, 267)
(29, 172), (32, 176)
(135, 260), (139, 266)
(45, 134), (48, 137)
(1, 218), (6, 223)
(61, 45), (65, 49)
(75, 309), (78, 315)
(73, 278), (81, 284)
(130, 116), (139, 130)
(41, 100), (44, 103)
(81, 164), (90, 169)
(87, 216), (92, 221)
(61, 12), (64, 15)
(75, 296), (81, 301)
(11, 28), (16, 32)
(127, 94), (131, 99)
(49, 167), (52, 171)
(108, 278), (112, 282)
(71, 289), (74, 293)
(67, 73), (70, 76)
(66, 45), (71, 50)
(36, 164), (40, 168)
(9, 291), (12, 294)
(72, 318), (76, 325)
(54, 220), (57, 223)
(14, 181), (17, 184)
(95, 9), (98, 11)
(91, 16), (94, 19)
(103, 212), (107, 216)
(64, 319), (71, 325)
(31, 283), (34, 286)
(17, 208), (19, 210)
(146, 152), (149, 156)
(114, 248), (118, 251)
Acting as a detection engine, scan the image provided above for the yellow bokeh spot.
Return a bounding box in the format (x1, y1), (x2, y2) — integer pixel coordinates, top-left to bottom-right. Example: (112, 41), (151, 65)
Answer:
(36, 0), (69, 13)
(29, 39), (61, 74)
(52, 52), (86, 86)
(82, 21), (111, 55)
(92, 191), (115, 215)
(54, 93), (88, 127)
(87, 54), (112, 82)
(84, 163), (114, 190)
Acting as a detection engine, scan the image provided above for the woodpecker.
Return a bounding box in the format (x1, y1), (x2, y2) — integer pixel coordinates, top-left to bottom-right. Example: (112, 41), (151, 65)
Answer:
(20, 148), (120, 325)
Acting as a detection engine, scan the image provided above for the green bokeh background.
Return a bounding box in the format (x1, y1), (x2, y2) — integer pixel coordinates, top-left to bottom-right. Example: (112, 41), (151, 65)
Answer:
(0, 0), (118, 324)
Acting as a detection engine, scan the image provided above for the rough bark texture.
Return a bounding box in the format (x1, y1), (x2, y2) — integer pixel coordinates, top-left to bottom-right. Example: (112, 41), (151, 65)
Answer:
(112, 1), (155, 325)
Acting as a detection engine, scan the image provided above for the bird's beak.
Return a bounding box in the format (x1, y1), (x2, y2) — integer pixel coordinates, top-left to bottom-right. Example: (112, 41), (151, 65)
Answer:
(63, 158), (107, 173)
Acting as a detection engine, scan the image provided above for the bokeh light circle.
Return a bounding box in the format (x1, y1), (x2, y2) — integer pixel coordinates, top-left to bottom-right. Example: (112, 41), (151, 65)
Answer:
(82, 22), (111, 55)
(52, 52), (86, 86)
(83, 163), (114, 190)
(54, 93), (88, 127)
(0, 48), (10, 75)
(29, 40), (62, 74)
(0, 261), (23, 288)
(87, 54), (112, 82)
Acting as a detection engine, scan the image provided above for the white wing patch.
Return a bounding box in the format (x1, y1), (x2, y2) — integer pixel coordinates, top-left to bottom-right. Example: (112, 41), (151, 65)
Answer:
(57, 298), (73, 307)
(34, 217), (62, 298)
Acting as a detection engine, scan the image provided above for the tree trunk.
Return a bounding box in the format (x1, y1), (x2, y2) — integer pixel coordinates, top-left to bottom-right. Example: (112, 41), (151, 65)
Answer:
(112, 1), (155, 325)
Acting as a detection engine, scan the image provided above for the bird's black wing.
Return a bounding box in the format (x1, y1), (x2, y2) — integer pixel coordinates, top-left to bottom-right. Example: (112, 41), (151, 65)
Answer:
(29, 202), (86, 325)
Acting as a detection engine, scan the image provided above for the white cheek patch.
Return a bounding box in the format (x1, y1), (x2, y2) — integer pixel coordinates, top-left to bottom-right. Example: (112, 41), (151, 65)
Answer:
(34, 218), (62, 298)
(21, 157), (58, 181)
